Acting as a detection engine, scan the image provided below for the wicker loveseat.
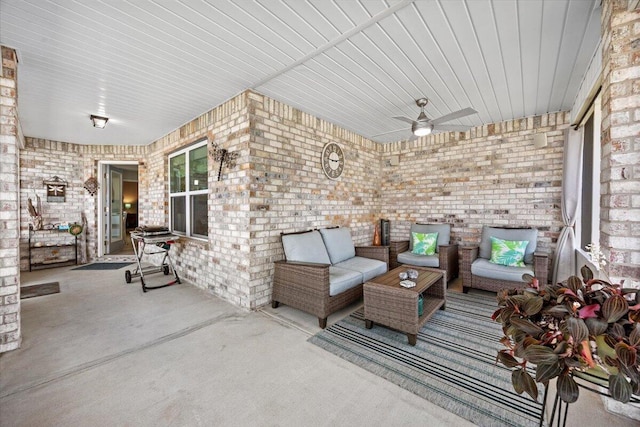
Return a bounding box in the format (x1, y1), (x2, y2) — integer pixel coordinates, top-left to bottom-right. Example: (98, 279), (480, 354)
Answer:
(460, 226), (549, 293)
(272, 227), (388, 328)
(393, 223), (458, 283)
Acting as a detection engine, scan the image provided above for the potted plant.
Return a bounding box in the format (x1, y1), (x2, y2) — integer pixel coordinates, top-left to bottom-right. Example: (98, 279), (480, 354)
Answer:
(493, 265), (640, 403)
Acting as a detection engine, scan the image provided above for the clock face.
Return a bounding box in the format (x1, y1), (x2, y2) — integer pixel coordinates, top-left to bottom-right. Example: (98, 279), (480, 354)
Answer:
(321, 143), (345, 179)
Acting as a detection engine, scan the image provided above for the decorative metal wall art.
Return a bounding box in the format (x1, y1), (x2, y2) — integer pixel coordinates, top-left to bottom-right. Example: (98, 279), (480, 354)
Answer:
(84, 176), (99, 196)
(27, 195), (43, 230)
(43, 176), (67, 202)
(210, 141), (239, 181)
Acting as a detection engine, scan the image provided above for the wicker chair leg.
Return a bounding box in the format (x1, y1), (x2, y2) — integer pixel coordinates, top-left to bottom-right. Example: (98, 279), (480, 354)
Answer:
(319, 317), (327, 329)
(272, 300), (279, 309)
(407, 334), (417, 346)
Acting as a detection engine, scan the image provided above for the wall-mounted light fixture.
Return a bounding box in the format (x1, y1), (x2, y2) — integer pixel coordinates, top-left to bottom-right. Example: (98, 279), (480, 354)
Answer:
(90, 114), (109, 128)
(533, 133), (547, 148)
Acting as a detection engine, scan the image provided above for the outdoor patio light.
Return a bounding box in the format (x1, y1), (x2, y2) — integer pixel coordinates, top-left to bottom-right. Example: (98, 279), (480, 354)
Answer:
(90, 114), (109, 128)
(412, 120), (432, 136)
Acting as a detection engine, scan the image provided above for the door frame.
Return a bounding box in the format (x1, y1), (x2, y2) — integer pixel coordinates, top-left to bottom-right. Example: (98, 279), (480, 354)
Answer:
(97, 160), (139, 257)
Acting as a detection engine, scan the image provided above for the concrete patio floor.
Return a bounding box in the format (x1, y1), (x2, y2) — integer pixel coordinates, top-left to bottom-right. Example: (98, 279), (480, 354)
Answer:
(1, 264), (637, 426)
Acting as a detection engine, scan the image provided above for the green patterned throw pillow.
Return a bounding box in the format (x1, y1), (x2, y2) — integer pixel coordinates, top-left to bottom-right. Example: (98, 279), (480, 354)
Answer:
(489, 237), (529, 267)
(411, 232), (438, 256)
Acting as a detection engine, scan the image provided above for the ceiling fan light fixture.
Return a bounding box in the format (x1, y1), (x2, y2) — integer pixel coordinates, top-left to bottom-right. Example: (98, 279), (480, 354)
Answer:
(412, 122), (432, 136)
(90, 114), (109, 129)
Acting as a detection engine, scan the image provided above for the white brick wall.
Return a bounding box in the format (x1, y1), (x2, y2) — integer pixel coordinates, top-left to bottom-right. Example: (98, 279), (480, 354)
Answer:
(380, 113), (569, 258)
(247, 92), (382, 307)
(599, 0), (640, 287)
(0, 46), (21, 352)
(16, 91), (570, 312)
(19, 139), (146, 268)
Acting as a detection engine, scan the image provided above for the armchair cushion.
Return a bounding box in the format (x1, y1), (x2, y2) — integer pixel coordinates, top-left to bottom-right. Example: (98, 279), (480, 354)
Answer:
(335, 256), (388, 282)
(489, 237), (528, 267)
(282, 230), (331, 264)
(409, 223), (450, 253)
(319, 227), (356, 265)
(471, 258), (534, 282)
(329, 266), (363, 297)
(411, 232), (438, 255)
(479, 226), (537, 264)
(396, 251), (439, 268)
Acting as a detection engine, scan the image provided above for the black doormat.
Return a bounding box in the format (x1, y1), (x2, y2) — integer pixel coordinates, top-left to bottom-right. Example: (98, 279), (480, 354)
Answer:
(72, 262), (133, 271)
(21, 282), (60, 299)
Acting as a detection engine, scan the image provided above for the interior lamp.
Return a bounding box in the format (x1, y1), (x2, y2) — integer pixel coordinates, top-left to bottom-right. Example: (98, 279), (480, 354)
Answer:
(90, 114), (109, 128)
(124, 203), (132, 210)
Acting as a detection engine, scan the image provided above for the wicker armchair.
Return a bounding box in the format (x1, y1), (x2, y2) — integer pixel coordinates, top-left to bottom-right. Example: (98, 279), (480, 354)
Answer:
(393, 223), (458, 283)
(460, 226), (549, 293)
(272, 229), (388, 328)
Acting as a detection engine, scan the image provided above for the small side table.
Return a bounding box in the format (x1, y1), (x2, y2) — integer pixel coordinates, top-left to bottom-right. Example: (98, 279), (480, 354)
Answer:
(363, 266), (446, 346)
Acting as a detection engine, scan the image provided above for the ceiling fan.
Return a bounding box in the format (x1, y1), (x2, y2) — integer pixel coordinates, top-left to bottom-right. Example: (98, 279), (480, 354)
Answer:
(393, 98), (477, 137)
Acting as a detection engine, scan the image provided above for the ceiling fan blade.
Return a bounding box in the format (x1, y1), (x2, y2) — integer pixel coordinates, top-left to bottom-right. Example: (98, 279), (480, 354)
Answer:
(392, 116), (415, 124)
(430, 107), (477, 125)
(432, 124), (472, 132)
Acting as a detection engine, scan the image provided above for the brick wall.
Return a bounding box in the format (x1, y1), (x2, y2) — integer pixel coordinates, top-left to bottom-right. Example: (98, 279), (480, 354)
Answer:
(145, 92), (252, 307)
(380, 113), (569, 259)
(0, 46), (21, 352)
(20, 139), (85, 269)
(19, 139), (146, 268)
(15, 92), (570, 312)
(600, 0), (640, 287)
(247, 92), (381, 307)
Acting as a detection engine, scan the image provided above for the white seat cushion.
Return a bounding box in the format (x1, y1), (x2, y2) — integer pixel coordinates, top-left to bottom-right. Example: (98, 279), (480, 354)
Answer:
(319, 227), (356, 265)
(471, 258), (534, 282)
(397, 251), (440, 268)
(334, 256), (387, 282)
(329, 266), (363, 296)
(282, 230), (331, 264)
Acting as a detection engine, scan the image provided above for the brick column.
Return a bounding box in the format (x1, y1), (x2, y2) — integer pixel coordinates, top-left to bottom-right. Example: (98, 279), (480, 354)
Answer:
(600, 0), (640, 286)
(0, 46), (21, 352)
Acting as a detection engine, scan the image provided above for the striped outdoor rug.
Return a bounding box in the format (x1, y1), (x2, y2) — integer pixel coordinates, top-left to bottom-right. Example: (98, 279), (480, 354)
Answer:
(308, 290), (545, 427)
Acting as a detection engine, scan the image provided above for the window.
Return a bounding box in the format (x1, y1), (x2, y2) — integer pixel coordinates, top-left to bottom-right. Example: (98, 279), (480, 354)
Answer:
(576, 94), (601, 251)
(169, 139), (208, 238)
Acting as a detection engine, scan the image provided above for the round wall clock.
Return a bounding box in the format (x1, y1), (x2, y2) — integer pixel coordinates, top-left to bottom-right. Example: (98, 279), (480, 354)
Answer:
(321, 142), (345, 180)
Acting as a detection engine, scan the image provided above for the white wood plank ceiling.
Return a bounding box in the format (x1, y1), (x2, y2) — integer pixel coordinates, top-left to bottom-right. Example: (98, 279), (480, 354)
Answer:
(0, 0), (601, 146)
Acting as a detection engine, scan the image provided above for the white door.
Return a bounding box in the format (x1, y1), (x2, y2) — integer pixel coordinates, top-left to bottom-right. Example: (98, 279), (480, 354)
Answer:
(104, 167), (124, 254)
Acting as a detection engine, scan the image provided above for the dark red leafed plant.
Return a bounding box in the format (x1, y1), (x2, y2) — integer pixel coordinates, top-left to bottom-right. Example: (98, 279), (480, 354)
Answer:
(493, 265), (640, 403)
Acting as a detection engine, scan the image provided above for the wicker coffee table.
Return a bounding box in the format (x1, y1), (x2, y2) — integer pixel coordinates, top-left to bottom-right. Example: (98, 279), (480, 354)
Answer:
(363, 266), (446, 346)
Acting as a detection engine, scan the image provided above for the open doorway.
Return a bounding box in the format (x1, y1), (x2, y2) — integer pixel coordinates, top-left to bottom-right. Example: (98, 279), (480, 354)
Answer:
(98, 161), (139, 257)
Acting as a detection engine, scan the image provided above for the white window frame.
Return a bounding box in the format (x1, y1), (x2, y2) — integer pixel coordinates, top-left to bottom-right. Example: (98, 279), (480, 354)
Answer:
(168, 139), (208, 239)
